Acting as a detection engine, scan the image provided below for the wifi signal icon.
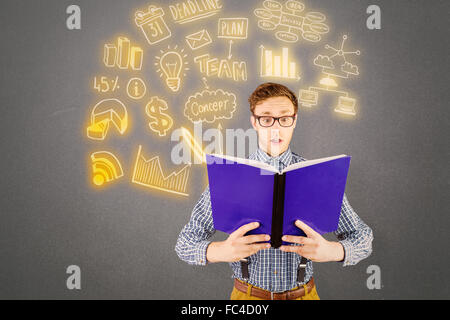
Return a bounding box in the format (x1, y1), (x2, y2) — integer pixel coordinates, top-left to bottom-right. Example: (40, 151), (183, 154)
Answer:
(90, 151), (124, 187)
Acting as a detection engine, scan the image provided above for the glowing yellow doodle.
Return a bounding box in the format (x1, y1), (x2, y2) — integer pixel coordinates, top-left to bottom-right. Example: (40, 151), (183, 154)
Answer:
(86, 98), (128, 140)
(298, 90), (318, 107)
(180, 126), (206, 164)
(184, 89), (236, 124)
(169, 0), (222, 24)
(217, 18), (248, 40)
(259, 45), (300, 80)
(299, 84), (357, 116)
(93, 76), (119, 93)
(313, 35), (360, 79)
(126, 77), (147, 100)
(84, 0), (364, 196)
(155, 46), (189, 92)
(145, 96), (174, 137)
(299, 35), (360, 117)
(132, 145), (190, 196)
(103, 44), (116, 66)
(194, 54), (247, 81)
(201, 77), (210, 89)
(103, 37), (143, 70)
(185, 29), (212, 50)
(254, 0), (329, 43)
(217, 18), (248, 60)
(135, 6), (172, 45)
(91, 151), (124, 187)
(335, 96), (356, 116)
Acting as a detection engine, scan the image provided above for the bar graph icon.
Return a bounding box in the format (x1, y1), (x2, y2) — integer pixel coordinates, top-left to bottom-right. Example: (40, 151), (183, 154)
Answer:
(103, 37), (143, 70)
(259, 45), (300, 80)
(131, 145), (190, 196)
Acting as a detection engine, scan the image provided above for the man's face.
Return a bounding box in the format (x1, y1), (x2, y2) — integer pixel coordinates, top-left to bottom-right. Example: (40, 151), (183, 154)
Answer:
(250, 96), (298, 157)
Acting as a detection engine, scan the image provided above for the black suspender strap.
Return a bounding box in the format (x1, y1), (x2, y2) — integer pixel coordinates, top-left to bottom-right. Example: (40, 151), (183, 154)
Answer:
(297, 256), (308, 283)
(240, 258), (249, 280)
(240, 256), (308, 283)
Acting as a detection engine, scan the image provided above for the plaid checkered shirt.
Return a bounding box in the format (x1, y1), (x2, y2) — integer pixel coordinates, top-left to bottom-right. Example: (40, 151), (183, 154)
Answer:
(175, 146), (373, 292)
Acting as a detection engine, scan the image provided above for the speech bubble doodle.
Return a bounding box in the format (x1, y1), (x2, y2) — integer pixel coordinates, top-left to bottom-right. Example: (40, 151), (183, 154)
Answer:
(184, 89), (236, 124)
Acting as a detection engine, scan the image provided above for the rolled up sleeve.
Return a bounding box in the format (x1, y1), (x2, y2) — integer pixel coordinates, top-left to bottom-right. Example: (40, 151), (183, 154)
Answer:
(175, 186), (215, 266)
(334, 193), (373, 266)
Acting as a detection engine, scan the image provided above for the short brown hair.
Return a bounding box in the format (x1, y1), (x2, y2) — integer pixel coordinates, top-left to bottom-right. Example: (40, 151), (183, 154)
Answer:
(248, 82), (298, 114)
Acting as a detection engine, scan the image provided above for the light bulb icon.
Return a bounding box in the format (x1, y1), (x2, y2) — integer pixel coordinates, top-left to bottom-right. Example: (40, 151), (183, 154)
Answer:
(160, 51), (182, 92)
(155, 46), (189, 93)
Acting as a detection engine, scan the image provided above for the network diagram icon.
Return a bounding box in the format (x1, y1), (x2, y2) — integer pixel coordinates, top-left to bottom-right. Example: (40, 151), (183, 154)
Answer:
(314, 34), (360, 85)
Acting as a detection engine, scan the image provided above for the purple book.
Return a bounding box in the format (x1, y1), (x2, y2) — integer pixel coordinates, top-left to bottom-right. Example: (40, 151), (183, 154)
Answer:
(206, 153), (351, 248)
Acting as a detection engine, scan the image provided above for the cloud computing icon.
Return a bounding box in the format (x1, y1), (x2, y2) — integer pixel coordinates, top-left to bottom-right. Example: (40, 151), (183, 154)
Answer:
(299, 35), (361, 117)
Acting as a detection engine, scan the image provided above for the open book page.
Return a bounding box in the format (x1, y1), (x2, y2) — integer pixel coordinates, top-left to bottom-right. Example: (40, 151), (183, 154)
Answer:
(208, 153), (279, 173)
(281, 155), (348, 174)
(206, 153), (277, 236)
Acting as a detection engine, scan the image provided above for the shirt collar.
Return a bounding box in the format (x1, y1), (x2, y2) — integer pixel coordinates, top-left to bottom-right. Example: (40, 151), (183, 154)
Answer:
(254, 146), (293, 170)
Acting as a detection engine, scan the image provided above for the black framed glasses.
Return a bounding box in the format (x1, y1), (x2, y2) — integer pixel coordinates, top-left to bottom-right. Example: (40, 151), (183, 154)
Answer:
(253, 114), (296, 127)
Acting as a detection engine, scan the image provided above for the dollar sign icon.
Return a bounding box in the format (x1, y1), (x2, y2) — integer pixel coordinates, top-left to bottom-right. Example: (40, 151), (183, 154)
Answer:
(145, 96), (173, 136)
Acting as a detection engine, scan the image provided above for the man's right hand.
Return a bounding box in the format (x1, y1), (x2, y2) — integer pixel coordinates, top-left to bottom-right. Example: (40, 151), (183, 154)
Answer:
(206, 222), (271, 263)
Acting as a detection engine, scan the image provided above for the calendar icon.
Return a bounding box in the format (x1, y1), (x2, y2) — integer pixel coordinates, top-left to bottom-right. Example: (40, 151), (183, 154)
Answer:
(135, 6), (171, 45)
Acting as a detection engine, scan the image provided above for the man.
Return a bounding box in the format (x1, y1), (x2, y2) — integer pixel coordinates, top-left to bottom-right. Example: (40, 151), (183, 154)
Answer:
(175, 82), (373, 300)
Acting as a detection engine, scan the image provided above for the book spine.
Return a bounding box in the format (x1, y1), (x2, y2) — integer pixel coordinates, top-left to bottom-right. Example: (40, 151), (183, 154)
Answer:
(271, 173), (286, 248)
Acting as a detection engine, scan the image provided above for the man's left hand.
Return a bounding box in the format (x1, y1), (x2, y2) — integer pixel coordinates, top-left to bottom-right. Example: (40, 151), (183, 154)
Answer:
(279, 220), (345, 262)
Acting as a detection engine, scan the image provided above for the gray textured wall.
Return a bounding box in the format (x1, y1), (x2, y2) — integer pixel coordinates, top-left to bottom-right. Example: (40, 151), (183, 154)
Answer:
(0, 0), (448, 299)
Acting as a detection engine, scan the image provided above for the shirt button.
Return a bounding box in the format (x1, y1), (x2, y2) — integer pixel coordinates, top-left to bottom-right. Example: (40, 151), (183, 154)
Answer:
(274, 270), (277, 274)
